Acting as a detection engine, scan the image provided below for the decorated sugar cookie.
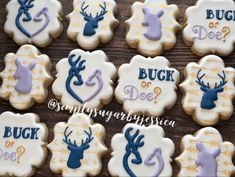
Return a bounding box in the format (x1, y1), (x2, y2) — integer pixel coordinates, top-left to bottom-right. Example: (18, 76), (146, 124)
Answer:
(115, 55), (180, 116)
(176, 127), (235, 177)
(0, 112), (48, 177)
(180, 55), (235, 126)
(67, 0), (119, 50)
(0, 45), (53, 110)
(125, 0), (180, 56)
(4, 0), (63, 47)
(52, 49), (116, 110)
(108, 123), (174, 177)
(48, 113), (107, 177)
(183, 0), (235, 56)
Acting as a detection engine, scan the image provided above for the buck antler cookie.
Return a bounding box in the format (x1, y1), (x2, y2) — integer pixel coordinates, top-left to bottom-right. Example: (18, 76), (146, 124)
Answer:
(0, 112), (48, 177)
(52, 49), (116, 110)
(180, 55), (235, 126)
(183, 0), (235, 56)
(4, 0), (63, 47)
(48, 113), (107, 177)
(115, 55), (180, 116)
(0, 45), (53, 110)
(67, 0), (118, 50)
(176, 127), (235, 177)
(125, 0), (180, 56)
(108, 123), (174, 177)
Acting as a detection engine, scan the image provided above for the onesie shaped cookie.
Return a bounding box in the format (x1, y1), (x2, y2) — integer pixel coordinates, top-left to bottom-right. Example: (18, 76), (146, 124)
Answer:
(0, 45), (53, 110)
(108, 123), (175, 177)
(4, 0), (63, 47)
(176, 127), (235, 177)
(115, 55), (180, 116)
(0, 112), (48, 177)
(48, 113), (107, 177)
(67, 0), (118, 50)
(180, 55), (235, 126)
(52, 49), (116, 109)
(183, 0), (235, 56)
(126, 0), (180, 56)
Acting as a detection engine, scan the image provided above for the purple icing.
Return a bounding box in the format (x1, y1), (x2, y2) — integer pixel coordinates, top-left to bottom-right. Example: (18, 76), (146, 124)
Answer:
(84, 69), (103, 102)
(14, 58), (36, 94)
(142, 6), (164, 41)
(196, 141), (220, 177)
(144, 146), (164, 177)
(31, 7), (50, 37)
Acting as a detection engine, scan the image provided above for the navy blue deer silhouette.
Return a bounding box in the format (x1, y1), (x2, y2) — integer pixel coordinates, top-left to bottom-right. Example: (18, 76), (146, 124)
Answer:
(123, 127), (145, 177)
(66, 54), (86, 103)
(196, 69), (227, 110)
(80, 2), (108, 36)
(63, 127), (94, 169)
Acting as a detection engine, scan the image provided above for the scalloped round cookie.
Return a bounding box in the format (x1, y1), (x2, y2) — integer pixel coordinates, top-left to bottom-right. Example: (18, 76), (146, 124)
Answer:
(125, 0), (180, 57)
(0, 45), (53, 110)
(180, 55), (235, 126)
(108, 123), (175, 177)
(48, 113), (107, 177)
(183, 0), (235, 56)
(4, 0), (63, 47)
(67, 0), (119, 50)
(52, 49), (117, 110)
(0, 112), (48, 177)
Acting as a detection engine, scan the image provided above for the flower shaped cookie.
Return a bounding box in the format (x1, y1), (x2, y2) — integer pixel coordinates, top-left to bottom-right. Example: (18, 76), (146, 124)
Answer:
(0, 112), (48, 177)
(180, 55), (235, 126)
(115, 55), (180, 116)
(67, 0), (119, 50)
(0, 45), (53, 110)
(4, 0), (63, 47)
(176, 127), (235, 177)
(48, 113), (107, 177)
(108, 123), (175, 177)
(183, 0), (235, 56)
(52, 49), (116, 110)
(126, 0), (180, 56)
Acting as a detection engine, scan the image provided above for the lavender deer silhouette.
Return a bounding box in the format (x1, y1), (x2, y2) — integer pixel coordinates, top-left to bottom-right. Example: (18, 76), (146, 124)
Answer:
(142, 6), (164, 41)
(123, 127), (145, 177)
(196, 142), (220, 177)
(14, 58), (36, 94)
(196, 69), (227, 110)
(80, 2), (108, 36)
(63, 127), (94, 169)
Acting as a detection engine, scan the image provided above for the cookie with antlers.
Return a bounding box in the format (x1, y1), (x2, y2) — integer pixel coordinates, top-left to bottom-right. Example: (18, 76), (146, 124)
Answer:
(180, 55), (235, 126)
(67, 0), (118, 50)
(52, 49), (116, 110)
(0, 112), (48, 177)
(183, 0), (235, 56)
(108, 123), (175, 177)
(0, 45), (53, 110)
(4, 0), (63, 47)
(176, 127), (235, 177)
(125, 0), (180, 56)
(48, 113), (107, 177)
(115, 55), (180, 116)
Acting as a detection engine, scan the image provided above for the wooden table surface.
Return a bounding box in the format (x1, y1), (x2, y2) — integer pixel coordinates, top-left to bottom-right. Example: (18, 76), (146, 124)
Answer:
(0, 0), (235, 176)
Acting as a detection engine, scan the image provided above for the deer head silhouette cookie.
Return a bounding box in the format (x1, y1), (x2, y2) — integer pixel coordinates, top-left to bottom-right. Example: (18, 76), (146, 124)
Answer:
(0, 45), (53, 110)
(180, 55), (235, 126)
(108, 123), (175, 177)
(48, 113), (107, 177)
(176, 127), (235, 177)
(0, 112), (48, 177)
(4, 0), (63, 47)
(126, 0), (180, 56)
(52, 49), (116, 110)
(67, 0), (119, 50)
